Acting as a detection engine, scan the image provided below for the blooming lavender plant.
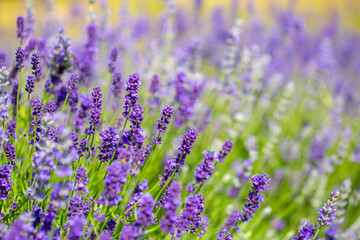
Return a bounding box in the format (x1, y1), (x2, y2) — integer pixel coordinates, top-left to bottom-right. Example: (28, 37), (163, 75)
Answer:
(0, 2), (359, 240)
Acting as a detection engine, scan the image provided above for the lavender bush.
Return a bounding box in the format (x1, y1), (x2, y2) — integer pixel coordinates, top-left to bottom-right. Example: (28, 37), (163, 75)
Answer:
(0, 0), (359, 239)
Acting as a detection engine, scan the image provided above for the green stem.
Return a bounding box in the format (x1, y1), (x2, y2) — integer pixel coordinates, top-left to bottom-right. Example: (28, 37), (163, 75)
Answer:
(222, 219), (240, 240)
(109, 113), (131, 165)
(62, 92), (69, 112)
(313, 226), (322, 239)
(27, 93), (30, 123)
(146, 224), (160, 234)
(87, 132), (96, 159)
(34, 76), (38, 100)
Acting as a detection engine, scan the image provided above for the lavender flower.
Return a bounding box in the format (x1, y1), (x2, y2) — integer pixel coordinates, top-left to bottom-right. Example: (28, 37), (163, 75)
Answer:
(97, 162), (128, 206)
(160, 182), (182, 235)
(97, 127), (118, 163)
(74, 166), (89, 193)
(218, 140), (233, 162)
(152, 106), (175, 144)
(6, 120), (15, 139)
(77, 138), (89, 157)
(68, 90), (79, 113)
(176, 194), (205, 235)
(291, 221), (317, 240)
(79, 21), (97, 82)
(32, 99), (44, 118)
(0, 52), (6, 67)
(68, 216), (87, 240)
(159, 129), (198, 187)
(16, 16), (25, 40)
(123, 73), (141, 118)
(173, 72), (204, 127)
(9, 202), (18, 214)
(31, 52), (42, 77)
(128, 103), (145, 148)
(45, 101), (57, 115)
(15, 47), (25, 70)
(85, 87), (102, 134)
(120, 223), (142, 240)
(50, 183), (70, 208)
(67, 193), (91, 219)
(193, 150), (216, 185)
(25, 76), (35, 93)
(108, 47), (118, 73)
(317, 190), (340, 226)
(134, 193), (155, 228)
(4, 142), (16, 162)
(0, 164), (12, 200)
(218, 229), (233, 240)
(218, 173), (271, 238)
(148, 74), (160, 109)
(250, 173), (271, 192)
(0, 66), (9, 87)
(149, 74), (160, 94)
(49, 28), (73, 79)
(112, 72), (122, 98)
(66, 74), (79, 92)
(4, 213), (35, 239)
(175, 128), (199, 167)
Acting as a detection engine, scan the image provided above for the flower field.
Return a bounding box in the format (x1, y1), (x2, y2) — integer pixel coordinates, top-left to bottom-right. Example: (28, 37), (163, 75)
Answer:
(0, 0), (359, 239)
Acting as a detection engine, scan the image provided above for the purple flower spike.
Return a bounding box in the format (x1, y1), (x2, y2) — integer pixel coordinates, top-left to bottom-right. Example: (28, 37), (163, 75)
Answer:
(250, 173), (271, 192)
(291, 221), (317, 240)
(112, 72), (122, 98)
(66, 74), (79, 92)
(97, 127), (118, 163)
(15, 47), (25, 70)
(160, 182), (182, 236)
(218, 140), (233, 162)
(25, 76), (35, 93)
(123, 73), (141, 118)
(152, 106), (175, 144)
(176, 128), (199, 167)
(194, 150), (216, 185)
(218, 229), (233, 240)
(68, 216), (87, 240)
(218, 173), (271, 238)
(74, 166), (89, 193)
(31, 99), (44, 118)
(135, 193), (155, 228)
(317, 190), (340, 226)
(45, 101), (57, 115)
(159, 129), (198, 187)
(16, 16), (25, 40)
(85, 87), (103, 134)
(108, 47), (118, 73)
(176, 194), (205, 235)
(97, 162), (128, 207)
(31, 52), (42, 77)
(4, 142), (16, 162)
(0, 164), (12, 200)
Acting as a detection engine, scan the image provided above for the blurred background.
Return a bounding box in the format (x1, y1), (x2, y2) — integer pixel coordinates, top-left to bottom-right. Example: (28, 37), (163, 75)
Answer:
(1, 0), (360, 35)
